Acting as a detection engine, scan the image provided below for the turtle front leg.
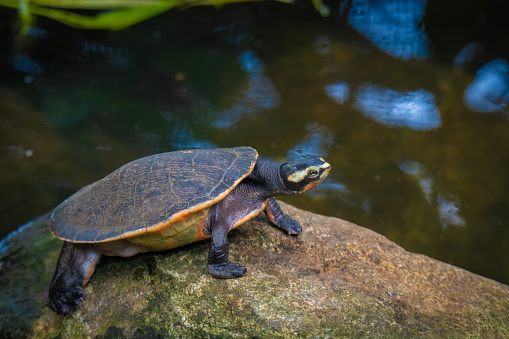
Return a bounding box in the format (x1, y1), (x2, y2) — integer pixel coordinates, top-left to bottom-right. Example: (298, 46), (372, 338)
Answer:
(49, 242), (102, 314)
(264, 197), (302, 235)
(208, 221), (246, 279)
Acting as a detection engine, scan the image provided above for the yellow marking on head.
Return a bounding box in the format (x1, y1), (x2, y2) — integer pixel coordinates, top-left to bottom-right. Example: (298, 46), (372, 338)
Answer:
(288, 169), (308, 183)
(288, 163), (330, 183)
(319, 161), (330, 169)
(319, 164), (331, 180)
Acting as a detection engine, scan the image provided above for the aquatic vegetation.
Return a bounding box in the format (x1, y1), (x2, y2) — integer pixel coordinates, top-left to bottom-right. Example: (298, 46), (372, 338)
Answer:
(1, 0), (328, 32)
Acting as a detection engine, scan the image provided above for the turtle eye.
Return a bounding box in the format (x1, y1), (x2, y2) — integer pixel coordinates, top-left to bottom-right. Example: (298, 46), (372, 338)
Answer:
(307, 169), (318, 177)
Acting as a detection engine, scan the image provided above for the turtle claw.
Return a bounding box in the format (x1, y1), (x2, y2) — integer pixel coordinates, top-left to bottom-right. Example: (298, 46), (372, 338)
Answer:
(265, 199), (303, 235)
(278, 215), (302, 235)
(209, 262), (246, 279)
(49, 284), (84, 315)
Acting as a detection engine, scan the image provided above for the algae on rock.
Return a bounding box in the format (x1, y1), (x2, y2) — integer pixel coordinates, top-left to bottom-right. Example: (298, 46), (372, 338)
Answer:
(1, 203), (508, 338)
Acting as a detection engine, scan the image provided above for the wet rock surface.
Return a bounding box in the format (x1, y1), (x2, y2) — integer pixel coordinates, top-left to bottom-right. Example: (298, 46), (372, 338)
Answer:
(1, 202), (508, 338)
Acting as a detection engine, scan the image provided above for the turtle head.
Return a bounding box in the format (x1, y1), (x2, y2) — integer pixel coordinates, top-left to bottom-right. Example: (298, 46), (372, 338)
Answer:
(281, 157), (331, 193)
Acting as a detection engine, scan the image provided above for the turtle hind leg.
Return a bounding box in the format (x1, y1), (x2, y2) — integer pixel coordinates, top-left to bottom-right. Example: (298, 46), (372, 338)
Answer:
(49, 241), (102, 315)
(264, 197), (302, 235)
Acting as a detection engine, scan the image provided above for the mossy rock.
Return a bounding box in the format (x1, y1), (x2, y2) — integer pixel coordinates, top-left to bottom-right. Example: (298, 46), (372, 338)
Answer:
(1, 203), (508, 338)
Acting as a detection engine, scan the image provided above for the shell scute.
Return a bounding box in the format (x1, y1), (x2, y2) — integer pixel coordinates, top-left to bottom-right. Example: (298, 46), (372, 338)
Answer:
(50, 147), (258, 243)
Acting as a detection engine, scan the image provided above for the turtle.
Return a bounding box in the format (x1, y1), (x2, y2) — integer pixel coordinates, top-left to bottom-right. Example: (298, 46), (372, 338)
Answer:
(48, 146), (331, 314)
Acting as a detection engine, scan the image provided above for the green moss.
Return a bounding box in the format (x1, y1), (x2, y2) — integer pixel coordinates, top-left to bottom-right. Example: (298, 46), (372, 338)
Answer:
(2, 210), (509, 338)
(471, 300), (509, 337)
(0, 215), (62, 338)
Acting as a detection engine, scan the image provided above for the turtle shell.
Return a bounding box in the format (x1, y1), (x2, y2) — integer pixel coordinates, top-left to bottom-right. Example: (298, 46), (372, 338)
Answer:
(49, 147), (258, 243)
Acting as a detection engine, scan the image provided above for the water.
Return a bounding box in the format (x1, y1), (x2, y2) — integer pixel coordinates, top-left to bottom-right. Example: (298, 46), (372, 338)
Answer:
(1, 1), (508, 284)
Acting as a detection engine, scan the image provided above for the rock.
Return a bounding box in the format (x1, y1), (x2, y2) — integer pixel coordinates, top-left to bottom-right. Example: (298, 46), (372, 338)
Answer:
(1, 202), (508, 338)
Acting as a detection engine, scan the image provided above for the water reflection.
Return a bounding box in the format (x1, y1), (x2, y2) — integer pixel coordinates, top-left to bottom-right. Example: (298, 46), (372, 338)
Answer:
(287, 123), (335, 160)
(325, 81), (350, 104)
(453, 41), (483, 69)
(306, 180), (350, 203)
(5, 145), (35, 160)
(167, 121), (216, 150)
(214, 50), (280, 128)
(437, 194), (465, 229)
(398, 161), (465, 230)
(42, 85), (96, 128)
(463, 58), (509, 113)
(347, 0), (431, 60)
(11, 53), (44, 74)
(26, 26), (52, 38)
(355, 84), (441, 130)
(82, 40), (132, 69)
(0, 89), (68, 237)
(315, 36), (331, 55)
(398, 161), (432, 202)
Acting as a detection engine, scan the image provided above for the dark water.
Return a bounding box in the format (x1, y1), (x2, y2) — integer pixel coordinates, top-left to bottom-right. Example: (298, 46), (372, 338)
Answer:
(1, 1), (508, 284)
